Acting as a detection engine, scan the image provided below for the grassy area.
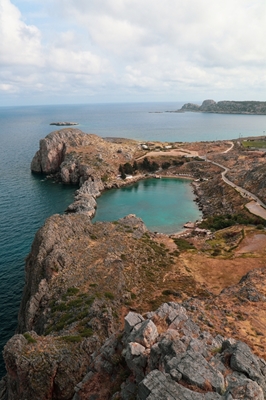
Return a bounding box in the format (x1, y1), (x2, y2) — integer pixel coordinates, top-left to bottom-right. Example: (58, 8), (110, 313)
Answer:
(242, 140), (266, 148)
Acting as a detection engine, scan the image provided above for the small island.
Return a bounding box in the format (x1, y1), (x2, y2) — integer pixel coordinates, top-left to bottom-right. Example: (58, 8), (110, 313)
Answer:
(174, 99), (266, 114)
(50, 122), (79, 126)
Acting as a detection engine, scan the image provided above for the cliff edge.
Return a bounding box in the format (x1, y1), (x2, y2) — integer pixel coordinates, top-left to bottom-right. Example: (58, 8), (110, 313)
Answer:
(2, 129), (266, 398)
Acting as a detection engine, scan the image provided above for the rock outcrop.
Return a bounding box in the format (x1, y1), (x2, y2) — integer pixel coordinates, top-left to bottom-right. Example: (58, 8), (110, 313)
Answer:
(71, 303), (266, 399)
(3, 129), (266, 399)
(31, 129), (91, 174)
(31, 128), (145, 215)
(3, 300), (266, 399)
(178, 100), (266, 114)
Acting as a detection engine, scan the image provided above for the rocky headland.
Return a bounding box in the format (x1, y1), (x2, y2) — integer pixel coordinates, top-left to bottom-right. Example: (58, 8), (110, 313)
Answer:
(2, 128), (266, 399)
(176, 99), (266, 114)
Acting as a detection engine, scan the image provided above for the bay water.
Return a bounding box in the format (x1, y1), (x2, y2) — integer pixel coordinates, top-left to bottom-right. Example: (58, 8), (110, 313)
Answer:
(93, 178), (201, 233)
(1, 101), (266, 377)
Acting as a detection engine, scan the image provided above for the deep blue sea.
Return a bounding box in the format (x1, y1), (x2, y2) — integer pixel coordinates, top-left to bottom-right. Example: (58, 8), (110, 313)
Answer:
(1, 101), (266, 377)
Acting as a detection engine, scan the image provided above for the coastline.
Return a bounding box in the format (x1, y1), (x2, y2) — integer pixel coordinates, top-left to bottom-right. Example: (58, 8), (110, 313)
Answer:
(2, 128), (266, 399)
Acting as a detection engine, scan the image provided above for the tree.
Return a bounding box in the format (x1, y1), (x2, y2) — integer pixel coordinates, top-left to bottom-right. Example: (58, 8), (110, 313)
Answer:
(133, 161), (139, 172)
(123, 162), (134, 175)
(119, 164), (127, 179)
(161, 161), (171, 170)
(141, 157), (151, 171)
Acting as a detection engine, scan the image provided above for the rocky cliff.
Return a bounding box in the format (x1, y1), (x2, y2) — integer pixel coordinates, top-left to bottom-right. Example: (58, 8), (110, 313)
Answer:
(2, 298), (266, 399)
(178, 99), (266, 114)
(1, 207), (266, 399)
(2, 129), (266, 399)
(31, 128), (144, 216)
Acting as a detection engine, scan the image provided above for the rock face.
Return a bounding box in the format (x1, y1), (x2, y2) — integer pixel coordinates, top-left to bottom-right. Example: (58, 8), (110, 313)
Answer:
(31, 128), (143, 215)
(178, 100), (266, 114)
(3, 301), (266, 399)
(31, 129), (92, 174)
(72, 302), (266, 400)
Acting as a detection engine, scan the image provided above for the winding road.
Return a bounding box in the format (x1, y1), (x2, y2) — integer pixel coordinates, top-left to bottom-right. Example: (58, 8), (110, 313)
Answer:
(207, 143), (266, 220)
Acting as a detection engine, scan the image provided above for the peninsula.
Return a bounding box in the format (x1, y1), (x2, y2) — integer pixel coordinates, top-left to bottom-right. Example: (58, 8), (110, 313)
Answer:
(2, 128), (266, 400)
(175, 99), (266, 114)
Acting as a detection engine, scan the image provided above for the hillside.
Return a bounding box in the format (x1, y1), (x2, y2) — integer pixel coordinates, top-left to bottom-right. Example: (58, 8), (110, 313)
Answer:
(177, 99), (266, 114)
(2, 129), (266, 399)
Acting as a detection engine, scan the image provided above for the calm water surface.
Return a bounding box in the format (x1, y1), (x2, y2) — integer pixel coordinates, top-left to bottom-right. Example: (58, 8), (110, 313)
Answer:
(1, 102), (266, 377)
(93, 178), (201, 233)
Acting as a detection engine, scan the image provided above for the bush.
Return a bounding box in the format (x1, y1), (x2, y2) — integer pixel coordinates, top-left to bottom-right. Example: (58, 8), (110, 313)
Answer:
(200, 213), (266, 231)
(173, 238), (195, 251)
(104, 292), (115, 300)
(161, 162), (171, 170)
(123, 162), (134, 174)
(23, 333), (37, 344)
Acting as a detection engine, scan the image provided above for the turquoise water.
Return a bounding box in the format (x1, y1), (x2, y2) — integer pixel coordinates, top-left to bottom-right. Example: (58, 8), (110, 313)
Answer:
(1, 102), (266, 377)
(93, 178), (201, 233)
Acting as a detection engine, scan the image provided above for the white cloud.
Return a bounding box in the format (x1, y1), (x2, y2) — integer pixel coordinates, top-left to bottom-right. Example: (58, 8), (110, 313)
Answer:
(0, 0), (42, 66)
(1, 0), (266, 103)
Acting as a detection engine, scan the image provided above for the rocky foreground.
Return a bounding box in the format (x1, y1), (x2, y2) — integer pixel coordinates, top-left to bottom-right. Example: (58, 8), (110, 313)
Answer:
(1, 128), (266, 399)
(3, 300), (266, 399)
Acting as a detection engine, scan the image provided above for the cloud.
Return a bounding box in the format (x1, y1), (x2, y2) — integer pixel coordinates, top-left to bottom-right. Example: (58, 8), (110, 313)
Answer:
(0, 0), (42, 66)
(1, 0), (266, 103)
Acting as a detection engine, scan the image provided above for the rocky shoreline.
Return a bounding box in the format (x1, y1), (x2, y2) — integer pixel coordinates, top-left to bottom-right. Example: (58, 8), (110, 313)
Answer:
(2, 128), (266, 399)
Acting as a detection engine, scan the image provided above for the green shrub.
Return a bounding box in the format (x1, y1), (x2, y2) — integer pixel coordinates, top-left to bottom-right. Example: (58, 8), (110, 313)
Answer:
(173, 238), (195, 251)
(66, 287), (79, 296)
(104, 292), (115, 300)
(80, 328), (94, 337)
(60, 335), (83, 343)
(23, 333), (37, 344)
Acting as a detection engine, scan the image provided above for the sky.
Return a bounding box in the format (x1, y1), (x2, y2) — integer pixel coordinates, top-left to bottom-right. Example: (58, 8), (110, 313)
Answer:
(0, 0), (266, 106)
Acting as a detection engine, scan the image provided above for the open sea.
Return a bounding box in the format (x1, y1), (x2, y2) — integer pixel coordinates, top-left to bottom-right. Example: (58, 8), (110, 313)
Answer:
(1, 101), (266, 377)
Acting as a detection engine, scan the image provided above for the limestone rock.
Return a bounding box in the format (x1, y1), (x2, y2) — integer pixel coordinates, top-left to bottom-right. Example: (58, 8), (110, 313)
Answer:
(124, 312), (145, 336)
(130, 319), (158, 348)
(31, 128), (90, 174)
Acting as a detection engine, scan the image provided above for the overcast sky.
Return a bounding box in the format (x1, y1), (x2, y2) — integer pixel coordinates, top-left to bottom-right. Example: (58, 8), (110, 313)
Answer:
(1, 0), (266, 106)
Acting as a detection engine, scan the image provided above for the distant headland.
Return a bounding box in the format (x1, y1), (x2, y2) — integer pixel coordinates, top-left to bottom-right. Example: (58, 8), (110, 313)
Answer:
(174, 99), (266, 114)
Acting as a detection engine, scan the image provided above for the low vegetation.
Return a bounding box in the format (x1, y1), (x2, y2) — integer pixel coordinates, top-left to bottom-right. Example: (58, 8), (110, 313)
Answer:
(200, 213), (266, 231)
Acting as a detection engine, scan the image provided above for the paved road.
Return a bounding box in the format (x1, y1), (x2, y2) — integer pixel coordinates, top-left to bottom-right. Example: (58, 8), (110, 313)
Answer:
(207, 159), (266, 220)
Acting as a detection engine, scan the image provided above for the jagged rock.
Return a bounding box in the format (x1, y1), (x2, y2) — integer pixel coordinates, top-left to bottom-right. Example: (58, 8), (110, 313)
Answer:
(129, 319), (158, 348)
(166, 351), (225, 393)
(3, 333), (90, 400)
(66, 177), (104, 216)
(138, 370), (222, 400)
(225, 372), (264, 400)
(31, 129), (90, 174)
(124, 342), (148, 383)
(3, 299), (266, 400)
(124, 312), (145, 336)
(224, 341), (266, 395)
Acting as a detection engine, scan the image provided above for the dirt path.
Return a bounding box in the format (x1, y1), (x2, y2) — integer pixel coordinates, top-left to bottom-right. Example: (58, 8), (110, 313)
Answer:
(136, 148), (199, 160)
